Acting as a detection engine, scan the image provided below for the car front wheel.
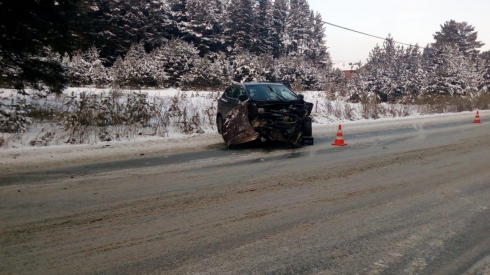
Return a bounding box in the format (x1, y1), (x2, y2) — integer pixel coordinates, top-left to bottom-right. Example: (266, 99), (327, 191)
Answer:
(217, 115), (224, 135)
(303, 117), (312, 136)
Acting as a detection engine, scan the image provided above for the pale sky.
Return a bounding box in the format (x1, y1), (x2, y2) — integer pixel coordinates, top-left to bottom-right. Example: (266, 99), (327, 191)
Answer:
(308, 0), (490, 69)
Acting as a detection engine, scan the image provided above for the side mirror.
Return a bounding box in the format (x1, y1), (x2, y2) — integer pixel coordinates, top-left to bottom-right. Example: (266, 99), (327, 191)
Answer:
(298, 94), (304, 100)
(238, 94), (248, 101)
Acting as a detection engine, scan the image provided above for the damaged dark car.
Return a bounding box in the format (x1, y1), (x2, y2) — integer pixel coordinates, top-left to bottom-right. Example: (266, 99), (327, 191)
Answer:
(216, 83), (314, 147)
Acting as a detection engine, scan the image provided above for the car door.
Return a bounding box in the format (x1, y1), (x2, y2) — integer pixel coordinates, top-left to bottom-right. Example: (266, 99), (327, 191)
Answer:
(219, 85), (240, 117)
(227, 85), (242, 111)
(221, 85), (258, 146)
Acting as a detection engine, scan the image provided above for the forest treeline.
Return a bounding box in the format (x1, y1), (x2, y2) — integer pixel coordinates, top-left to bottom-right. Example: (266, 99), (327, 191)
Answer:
(0, 1), (489, 103)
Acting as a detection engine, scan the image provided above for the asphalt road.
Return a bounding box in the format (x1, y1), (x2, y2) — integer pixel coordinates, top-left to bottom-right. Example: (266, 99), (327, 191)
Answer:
(1, 114), (490, 275)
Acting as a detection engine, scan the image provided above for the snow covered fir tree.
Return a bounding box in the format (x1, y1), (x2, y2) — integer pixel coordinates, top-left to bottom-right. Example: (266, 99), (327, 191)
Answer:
(1, 1), (490, 135)
(348, 22), (489, 105)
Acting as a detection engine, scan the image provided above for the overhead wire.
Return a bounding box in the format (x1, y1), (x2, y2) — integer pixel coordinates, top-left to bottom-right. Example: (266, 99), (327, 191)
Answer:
(316, 18), (459, 58)
(311, 17), (414, 47)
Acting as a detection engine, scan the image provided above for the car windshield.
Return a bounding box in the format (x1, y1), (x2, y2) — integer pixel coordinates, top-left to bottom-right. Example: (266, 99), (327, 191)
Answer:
(247, 84), (299, 102)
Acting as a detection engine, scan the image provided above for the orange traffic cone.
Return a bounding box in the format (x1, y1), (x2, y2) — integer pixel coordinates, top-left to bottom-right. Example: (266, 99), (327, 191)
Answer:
(473, 111), (481, 124)
(332, 125), (347, 146)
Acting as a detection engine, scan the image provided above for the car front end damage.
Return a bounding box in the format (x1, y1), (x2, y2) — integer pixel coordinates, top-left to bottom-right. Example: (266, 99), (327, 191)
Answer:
(222, 100), (314, 146)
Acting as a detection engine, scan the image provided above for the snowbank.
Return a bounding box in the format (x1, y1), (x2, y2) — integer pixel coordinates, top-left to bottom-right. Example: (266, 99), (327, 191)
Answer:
(0, 88), (486, 152)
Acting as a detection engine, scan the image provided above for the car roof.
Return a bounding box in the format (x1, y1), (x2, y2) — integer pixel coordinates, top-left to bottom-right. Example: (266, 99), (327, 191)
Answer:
(243, 82), (283, 86)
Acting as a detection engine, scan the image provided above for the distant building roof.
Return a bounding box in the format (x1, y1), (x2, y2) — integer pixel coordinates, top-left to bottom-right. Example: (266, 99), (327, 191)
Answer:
(332, 62), (353, 71)
(334, 64), (366, 80)
(343, 70), (355, 80)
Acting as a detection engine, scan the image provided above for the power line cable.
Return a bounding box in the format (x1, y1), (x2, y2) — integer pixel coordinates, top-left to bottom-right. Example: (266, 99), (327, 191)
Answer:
(313, 18), (414, 47)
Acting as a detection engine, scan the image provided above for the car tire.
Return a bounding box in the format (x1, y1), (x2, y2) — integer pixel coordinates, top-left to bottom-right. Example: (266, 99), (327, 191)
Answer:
(217, 115), (224, 135)
(303, 117), (312, 136)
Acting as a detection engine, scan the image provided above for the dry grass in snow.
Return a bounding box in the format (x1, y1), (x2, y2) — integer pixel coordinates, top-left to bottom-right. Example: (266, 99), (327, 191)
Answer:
(0, 88), (487, 149)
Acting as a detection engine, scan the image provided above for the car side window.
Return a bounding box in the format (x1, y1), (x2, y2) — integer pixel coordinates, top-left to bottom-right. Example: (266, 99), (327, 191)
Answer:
(230, 87), (239, 99)
(225, 87), (233, 98)
(236, 87), (246, 99)
(225, 86), (243, 100)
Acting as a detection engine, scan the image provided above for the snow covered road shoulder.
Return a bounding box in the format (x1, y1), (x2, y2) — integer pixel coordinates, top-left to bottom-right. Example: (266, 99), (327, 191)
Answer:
(0, 110), (486, 175)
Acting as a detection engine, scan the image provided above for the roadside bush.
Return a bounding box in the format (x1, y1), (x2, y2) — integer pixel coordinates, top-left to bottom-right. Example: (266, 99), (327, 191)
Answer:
(359, 93), (380, 119)
(0, 96), (32, 133)
(473, 93), (490, 110)
(414, 94), (487, 113)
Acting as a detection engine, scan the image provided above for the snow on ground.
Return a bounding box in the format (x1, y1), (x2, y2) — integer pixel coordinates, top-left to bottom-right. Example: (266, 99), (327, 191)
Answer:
(1, 88), (488, 174)
(63, 87), (187, 97)
(1, 110), (487, 176)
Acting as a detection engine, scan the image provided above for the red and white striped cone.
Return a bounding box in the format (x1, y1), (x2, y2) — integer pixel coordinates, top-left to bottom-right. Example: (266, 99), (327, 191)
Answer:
(473, 111), (481, 124)
(332, 125), (347, 146)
